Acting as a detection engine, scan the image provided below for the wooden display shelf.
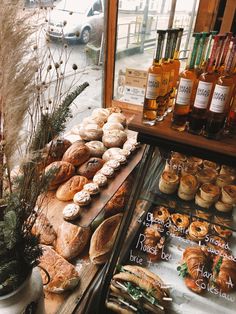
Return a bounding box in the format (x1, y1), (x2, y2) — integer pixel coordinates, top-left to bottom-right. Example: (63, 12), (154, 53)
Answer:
(125, 109), (236, 166)
(41, 145), (145, 228)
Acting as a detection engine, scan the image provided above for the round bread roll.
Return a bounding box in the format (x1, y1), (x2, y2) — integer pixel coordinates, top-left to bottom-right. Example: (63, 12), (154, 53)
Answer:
(195, 192), (213, 208)
(215, 200), (233, 213)
(83, 183), (100, 195)
(102, 122), (124, 132)
(178, 174), (198, 195)
(62, 142), (90, 166)
(63, 204), (81, 221)
(200, 183), (220, 202)
(92, 108), (110, 121)
(102, 130), (127, 148)
(221, 185), (236, 204)
(79, 123), (103, 141)
(216, 174), (234, 188)
(102, 148), (126, 161)
(93, 173), (108, 187)
(56, 175), (88, 201)
(45, 161), (75, 190)
(196, 168), (217, 185)
(107, 112), (126, 126)
(73, 190), (91, 206)
(159, 171), (179, 194)
(85, 141), (106, 157)
(82, 116), (105, 127)
(46, 138), (72, 161)
(63, 133), (84, 144)
(77, 157), (104, 179)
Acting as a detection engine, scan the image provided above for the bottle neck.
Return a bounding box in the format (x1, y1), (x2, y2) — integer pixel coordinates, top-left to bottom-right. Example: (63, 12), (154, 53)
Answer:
(188, 34), (201, 69)
(154, 31), (166, 63)
(223, 40), (236, 75)
(162, 30), (172, 62)
(220, 33), (232, 67)
(195, 33), (209, 68)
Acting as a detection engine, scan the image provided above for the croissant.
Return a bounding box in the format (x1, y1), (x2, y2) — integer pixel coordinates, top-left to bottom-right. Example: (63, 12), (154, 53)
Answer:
(212, 253), (236, 292)
(178, 246), (209, 293)
(143, 225), (165, 261)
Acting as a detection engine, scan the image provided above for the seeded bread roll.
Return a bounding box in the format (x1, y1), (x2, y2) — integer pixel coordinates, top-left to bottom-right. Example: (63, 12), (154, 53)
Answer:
(39, 245), (79, 293)
(56, 175), (88, 201)
(77, 157), (104, 179)
(89, 213), (122, 264)
(55, 221), (91, 260)
(45, 161), (75, 190)
(102, 130), (127, 148)
(62, 142), (90, 166)
(159, 171), (179, 194)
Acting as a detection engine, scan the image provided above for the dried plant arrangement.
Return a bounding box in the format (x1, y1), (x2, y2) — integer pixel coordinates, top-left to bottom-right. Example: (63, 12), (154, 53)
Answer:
(0, 0), (89, 295)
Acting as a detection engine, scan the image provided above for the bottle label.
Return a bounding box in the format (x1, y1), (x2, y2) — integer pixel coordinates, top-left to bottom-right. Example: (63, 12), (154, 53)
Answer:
(145, 73), (161, 99)
(160, 71), (170, 96)
(176, 78), (193, 105)
(209, 84), (231, 113)
(194, 81), (213, 109)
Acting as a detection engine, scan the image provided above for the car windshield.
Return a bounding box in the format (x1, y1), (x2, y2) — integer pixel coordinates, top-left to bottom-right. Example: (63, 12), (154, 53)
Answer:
(56, 0), (94, 13)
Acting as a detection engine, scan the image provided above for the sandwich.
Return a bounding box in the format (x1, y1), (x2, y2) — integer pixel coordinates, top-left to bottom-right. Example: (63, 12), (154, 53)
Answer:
(106, 265), (171, 313)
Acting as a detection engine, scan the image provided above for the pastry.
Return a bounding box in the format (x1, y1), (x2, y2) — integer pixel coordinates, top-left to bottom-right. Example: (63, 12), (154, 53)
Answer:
(83, 183), (100, 195)
(143, 225), (165, 261)
(188, 220), (209, 241)
(56, 175), (88, 201)
(45, 161), (75, 190)
(89, 213), (122, 264)
(73, 190), (91, 206)
(158, 171), (179, 194)
(92, 108), (110, 122)
(105, 159), (120, 171)
(55, 221), (91, 260)
(199, 183), (220, 202)
(195, 191), (214, 209)
(77, 157), (104, 179)
(169, 157), (184, 174)
(178, 246), (209, 294)
(181, 162), (199, 176)
(99, 165), (115, 178)
(107, 112), (126, 126)
(169, 213), (190, 236)
(212, 217), (232, 238)
(79, 123), (103, 140)
(62, 142), (90, 166)
(220, 165), (236, 177)
(216, 174), (234, 188)
(102, 130), (127, 148)
(196, 168), (217, 184)
(171, 151), (186, 161)
(215, 200), (233, 212)
(152, 206), (170, 224)
(194, 209), (212, 220)
(39, 245), (79, 293)
(93, 173), (108, 187)
(221, 185), (236, 204)
(102, 122), (124, 131)
(63, 204), (81, 221)
(203, 160), (219, 171)
(187, 156), (203, 167)
(178, 174), (198, 200)
(32, 213), (57, 246)
(85, 141), (106, 157)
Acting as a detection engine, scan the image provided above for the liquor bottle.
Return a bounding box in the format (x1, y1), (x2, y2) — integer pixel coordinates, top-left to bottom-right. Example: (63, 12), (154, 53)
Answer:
(188, 35), (220, 134)
(167, 28), (181, 112)
(171, 33), (201, 131)
(142, 30), (165, 125)
(200, 31), (218, 73)
(204, 38), (236, 139)
(194, 32), (209, 78)
(156, 29), (173, 121)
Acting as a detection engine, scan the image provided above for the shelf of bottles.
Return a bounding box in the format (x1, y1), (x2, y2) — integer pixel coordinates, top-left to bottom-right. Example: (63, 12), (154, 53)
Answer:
(142, 29), (236, 141)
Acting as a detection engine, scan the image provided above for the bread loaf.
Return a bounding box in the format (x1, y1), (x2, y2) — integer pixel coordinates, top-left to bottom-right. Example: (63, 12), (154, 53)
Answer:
(39, 245), (79, 293)
(45, 161), (75, 190)
(32, 213), (57, 246)
(89, 213), (123, 264)
(55, 221), (91, 260)
(56, 175), (89, 201)
(62, 142), (90, 166)
(46, 138), (72, 161)
(77, 157), (104, 179)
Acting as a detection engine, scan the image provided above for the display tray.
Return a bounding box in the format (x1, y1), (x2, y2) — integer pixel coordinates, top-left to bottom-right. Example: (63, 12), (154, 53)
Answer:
(40, 145), (145, 228)
(125, 109), (236, 166)
(139, 160), (236, 232)
(121, 203), (236, 314)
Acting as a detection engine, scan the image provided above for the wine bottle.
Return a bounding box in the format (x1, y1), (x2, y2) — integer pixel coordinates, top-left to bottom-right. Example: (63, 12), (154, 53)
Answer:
(188, 35), (220, 134)
(204, 38), (236, 139)
(142, 30), (165, 125)
(171, 33), (201, 131)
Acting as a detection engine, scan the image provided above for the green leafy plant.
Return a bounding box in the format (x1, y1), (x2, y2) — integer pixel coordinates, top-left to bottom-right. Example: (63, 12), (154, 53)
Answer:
(177, 262), (188, 278)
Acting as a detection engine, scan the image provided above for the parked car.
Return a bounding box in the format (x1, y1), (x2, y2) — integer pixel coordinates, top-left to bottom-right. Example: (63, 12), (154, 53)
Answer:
(46, 0), (104, 44)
